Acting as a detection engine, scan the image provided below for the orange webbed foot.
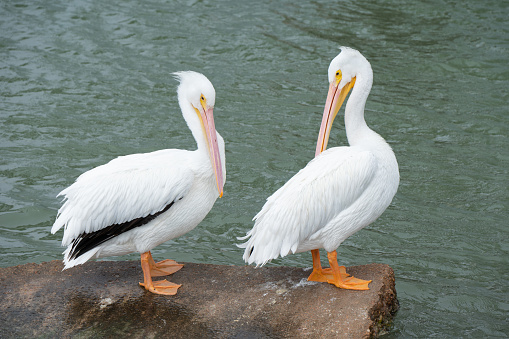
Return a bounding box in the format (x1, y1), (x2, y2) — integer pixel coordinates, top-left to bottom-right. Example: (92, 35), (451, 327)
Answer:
(139, 280), (181, 295)
(308, 249), (330, 282)
(326, 253), (371, 290)
(140, 252), (183, 295)
(308, 267), (355, 283)
(307, 269), (329, 283)
(326, 275), (372, 290)
(307, 250), (372, 290)
(150, 259), (184, 277)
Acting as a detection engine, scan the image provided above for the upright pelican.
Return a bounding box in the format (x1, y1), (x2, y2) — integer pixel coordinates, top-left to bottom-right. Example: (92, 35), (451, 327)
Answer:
(239, 47), (399, 290)
(51, 71), (226, 295)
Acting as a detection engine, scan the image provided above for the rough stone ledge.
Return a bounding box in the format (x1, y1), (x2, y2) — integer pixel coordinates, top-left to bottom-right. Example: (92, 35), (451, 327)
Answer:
(0, 260), (398, 338)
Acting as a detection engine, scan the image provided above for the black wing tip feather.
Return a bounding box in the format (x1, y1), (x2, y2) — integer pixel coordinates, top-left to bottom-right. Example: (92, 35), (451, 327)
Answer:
(68, 201), (175, 261)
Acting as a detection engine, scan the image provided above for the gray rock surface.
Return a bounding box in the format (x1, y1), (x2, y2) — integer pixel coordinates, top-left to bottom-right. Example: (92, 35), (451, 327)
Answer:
(0, 260), (398, 338)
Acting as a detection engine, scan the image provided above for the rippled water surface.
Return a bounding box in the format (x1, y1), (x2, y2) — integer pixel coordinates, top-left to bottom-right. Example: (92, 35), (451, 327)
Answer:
(1, 0), (508, 337)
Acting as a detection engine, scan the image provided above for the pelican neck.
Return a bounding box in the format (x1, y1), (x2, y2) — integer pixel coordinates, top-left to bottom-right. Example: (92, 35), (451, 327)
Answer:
(178, 96), (209, 153)
(344, 71), (376, 147)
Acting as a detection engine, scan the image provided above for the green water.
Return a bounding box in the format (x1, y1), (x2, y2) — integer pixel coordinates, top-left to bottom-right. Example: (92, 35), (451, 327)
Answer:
(1, 0), (508, 337)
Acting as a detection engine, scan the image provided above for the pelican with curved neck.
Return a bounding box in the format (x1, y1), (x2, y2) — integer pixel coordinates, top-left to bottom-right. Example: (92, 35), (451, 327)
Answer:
(309, 47), (399, 289)
(52, 71), (226, 296)
(239, 47), (399, 292)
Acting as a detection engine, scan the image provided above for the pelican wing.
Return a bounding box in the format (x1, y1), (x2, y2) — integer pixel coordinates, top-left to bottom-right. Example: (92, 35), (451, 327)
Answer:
(240, 146), (378, 265)
(52, 149), (194, 246)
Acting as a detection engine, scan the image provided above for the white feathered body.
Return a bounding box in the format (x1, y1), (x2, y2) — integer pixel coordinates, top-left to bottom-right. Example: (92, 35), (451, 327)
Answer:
(239, 47), (399, 266)
(52, 135), (226, 269)
(52, 71), (225, 270)
(240, 133), (398, 266)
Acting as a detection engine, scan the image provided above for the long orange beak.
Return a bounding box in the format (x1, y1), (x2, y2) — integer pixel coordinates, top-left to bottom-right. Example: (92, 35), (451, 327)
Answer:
(200, 107), (224, 197)
(315, 78), (356, 157)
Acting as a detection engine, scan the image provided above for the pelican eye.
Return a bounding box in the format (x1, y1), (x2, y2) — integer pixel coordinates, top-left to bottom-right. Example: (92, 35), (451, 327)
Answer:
(334, 70), (342, 85)
(199, 94), (208, 110)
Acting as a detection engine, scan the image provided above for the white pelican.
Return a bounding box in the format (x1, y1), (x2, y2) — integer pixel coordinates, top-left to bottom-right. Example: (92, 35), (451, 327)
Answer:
(239, 47), (399, 290)
(51, 71), (225, 295)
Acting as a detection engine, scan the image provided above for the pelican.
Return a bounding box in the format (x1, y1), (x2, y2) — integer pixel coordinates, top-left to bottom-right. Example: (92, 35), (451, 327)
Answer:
(51, 71), (225, 295)
(239, 47), (399, 290)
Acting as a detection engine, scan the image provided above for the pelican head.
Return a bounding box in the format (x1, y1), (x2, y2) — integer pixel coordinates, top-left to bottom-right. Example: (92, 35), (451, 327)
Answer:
(316, 47), (372, 156)
(175, 71), (216, 111)
(174, 71), (224, 197)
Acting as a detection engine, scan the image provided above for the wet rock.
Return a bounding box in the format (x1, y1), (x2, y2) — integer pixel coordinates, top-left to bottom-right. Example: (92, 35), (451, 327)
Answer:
(0, 260), (398, 338)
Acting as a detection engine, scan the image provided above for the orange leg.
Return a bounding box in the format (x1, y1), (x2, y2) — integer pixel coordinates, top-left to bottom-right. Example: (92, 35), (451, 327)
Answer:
(326, 251), (371, 290)
(308, 249), (349, 282)
(307, 249), (370, 290)
(138, 251), (182, 295)
(307, 249), (329, 282)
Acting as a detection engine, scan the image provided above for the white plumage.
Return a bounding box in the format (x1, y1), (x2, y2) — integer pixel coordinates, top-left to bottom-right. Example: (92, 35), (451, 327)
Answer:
(239, 47), (399, 290)
(51, 71), (226, 295)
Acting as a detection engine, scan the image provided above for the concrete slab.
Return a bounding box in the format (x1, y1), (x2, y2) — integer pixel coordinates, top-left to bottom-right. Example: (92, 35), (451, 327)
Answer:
(0, 260), (398, 338)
